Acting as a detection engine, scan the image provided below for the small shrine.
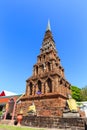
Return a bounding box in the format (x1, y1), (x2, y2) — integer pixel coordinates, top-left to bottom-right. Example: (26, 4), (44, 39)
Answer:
(16, 21), (71, 117)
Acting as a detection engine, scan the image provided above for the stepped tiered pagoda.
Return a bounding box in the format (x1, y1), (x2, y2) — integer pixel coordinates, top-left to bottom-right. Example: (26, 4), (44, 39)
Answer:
(17, 21), (71, 117)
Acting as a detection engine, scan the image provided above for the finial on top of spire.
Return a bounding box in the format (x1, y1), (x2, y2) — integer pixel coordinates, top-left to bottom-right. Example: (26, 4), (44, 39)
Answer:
(46, 20), (51, 31)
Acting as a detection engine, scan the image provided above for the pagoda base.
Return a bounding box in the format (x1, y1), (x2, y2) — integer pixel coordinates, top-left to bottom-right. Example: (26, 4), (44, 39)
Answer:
(16, 93), (67, 117)
(21, 116), (85, 129)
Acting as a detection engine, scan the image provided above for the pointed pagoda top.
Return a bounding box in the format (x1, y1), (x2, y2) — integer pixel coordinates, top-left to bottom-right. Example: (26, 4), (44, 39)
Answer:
(46, 20), (51, 31)
(40, 20), (57, 54)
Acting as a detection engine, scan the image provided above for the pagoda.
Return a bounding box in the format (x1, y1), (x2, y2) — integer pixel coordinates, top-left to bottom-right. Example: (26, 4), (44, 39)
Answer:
(17, 21), (71, 117)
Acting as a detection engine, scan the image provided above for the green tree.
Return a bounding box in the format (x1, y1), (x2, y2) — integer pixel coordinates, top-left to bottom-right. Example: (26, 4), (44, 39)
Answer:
(80, 86), (87, 101)
(70, 86), (81, 101)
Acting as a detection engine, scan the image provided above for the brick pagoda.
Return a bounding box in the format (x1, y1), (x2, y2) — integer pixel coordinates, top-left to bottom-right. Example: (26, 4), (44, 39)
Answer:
(17, 21), (71, 117)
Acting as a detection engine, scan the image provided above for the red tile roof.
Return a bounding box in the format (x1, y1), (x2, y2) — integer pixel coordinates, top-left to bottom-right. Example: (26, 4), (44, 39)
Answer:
(0, 95), (21, 104)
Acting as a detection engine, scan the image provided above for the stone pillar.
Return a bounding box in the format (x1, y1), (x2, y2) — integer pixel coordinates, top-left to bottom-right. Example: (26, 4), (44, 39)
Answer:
(26, 85), (30, 96)
(66, 84), (71, 95)
(40, 66), (43, 74)
(43, 63), (46, 72)
(32, 85), (34, 95)
(38, 67), (40, 75)
(44, 63), (47, 72)
(65, 84), (67, 96)
(46, 64), (48, 72)
(52, 60), (56, 69)
(44, 83), (46, 94)
(32, 67), (34, 76)
(64, 82), (67, 96)
(45, 82), (48, 93)
(52, 81), (54, 93)
(35, 85), (38, 95)
(55, 78), (58, 92)
(62, 85), (65, 95)
(42, 83), (44, 94)
(50, 63), (52, 70)
(33, 84), (36, 95)
(34, 66), (36, 76)
(65, 86), (67, 96)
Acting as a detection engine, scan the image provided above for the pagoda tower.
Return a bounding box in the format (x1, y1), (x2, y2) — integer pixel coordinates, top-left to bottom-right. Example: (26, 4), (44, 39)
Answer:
(17, 21), (71, 117)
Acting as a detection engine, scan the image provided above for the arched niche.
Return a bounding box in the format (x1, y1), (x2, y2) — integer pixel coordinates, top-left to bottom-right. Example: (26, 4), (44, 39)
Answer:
(60, 79), (62, 85)
(47, 78), (52, 93)
(36, 66), (38, 74)
(38, 80), (42, 92)
(48, 62), (51, 71)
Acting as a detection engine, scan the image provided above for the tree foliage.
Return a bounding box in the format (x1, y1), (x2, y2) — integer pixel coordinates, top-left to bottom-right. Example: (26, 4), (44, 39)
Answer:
(80, 86), (87, 101)
(71, 85), (87, 101)
(70, 86), (81, 101)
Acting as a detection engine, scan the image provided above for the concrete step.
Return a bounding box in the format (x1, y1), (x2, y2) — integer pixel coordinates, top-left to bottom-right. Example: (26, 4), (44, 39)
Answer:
(0, 119), (14, 125)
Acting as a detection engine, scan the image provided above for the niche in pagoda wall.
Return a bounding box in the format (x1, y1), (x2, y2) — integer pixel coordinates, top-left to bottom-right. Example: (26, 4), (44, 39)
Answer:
(37, 80), (42, 93)
(56, 57), (60, 64)
(41, 55), (46, 62)
(43, 55), (46, 60)
(59, 79), (63, 86)
(46, 78), (52, 93)
(48, 62), (51, 71)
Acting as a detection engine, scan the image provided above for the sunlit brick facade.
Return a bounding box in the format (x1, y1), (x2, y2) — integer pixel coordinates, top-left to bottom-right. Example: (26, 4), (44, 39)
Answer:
(16, 22), (71, 117)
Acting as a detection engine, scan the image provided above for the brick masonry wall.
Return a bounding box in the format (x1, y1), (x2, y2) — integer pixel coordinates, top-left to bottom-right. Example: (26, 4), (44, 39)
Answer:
(16, 95), (66, 117)
(21, 116), (85, 129)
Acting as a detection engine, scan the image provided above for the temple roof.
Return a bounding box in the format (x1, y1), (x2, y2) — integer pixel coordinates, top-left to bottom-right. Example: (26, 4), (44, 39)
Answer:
(0, 94), (21, 105)
(0, 90), (17, 97)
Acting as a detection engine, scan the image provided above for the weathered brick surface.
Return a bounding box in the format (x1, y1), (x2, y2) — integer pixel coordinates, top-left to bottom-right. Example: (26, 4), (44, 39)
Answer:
(16, 24), (71, 117)
(21, 116), (85, 129)
(16, 95), (66, 117)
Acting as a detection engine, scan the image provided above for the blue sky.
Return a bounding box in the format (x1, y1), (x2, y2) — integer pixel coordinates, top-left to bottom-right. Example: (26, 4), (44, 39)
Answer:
(0, 0), (87, 94)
